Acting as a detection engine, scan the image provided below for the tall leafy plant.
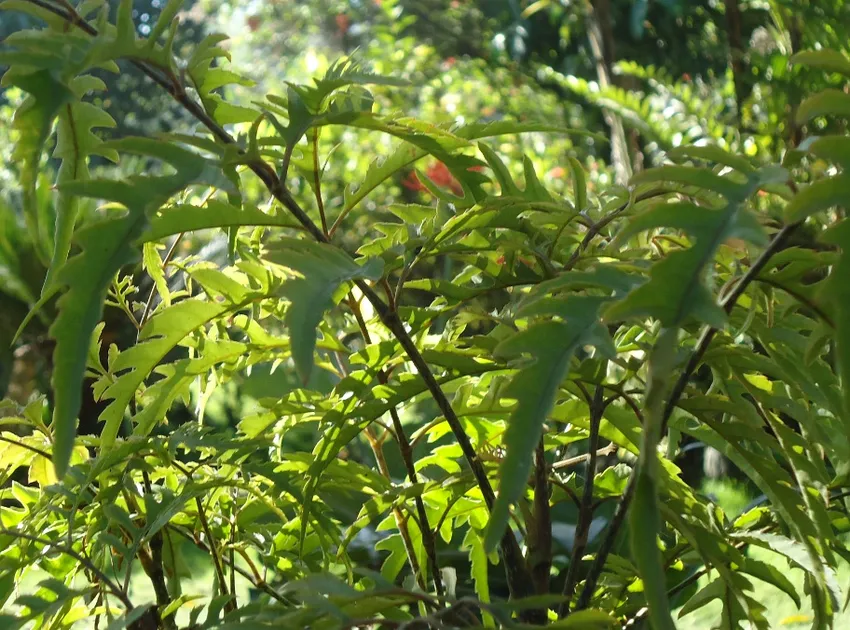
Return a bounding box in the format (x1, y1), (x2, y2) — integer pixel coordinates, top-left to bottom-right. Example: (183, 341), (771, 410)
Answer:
(1, 2), (849, 629)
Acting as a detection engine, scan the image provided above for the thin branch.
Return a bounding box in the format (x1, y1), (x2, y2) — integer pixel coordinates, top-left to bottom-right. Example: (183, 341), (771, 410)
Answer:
(195, 496), (232, 607)
(311, 128), (329, 235)
(141, 471), (177, 629)
(528, 438), (552, 595)
(559, 386), (605, 617)
(346, 295), (444, 597)
(363, 425), (426, 591)
(552, 444), (617, 472)
(660, 221), (802, 434)
(574, 470), (636, 611)
(0, 528), (133, 610)
(167, 525), (293, 606)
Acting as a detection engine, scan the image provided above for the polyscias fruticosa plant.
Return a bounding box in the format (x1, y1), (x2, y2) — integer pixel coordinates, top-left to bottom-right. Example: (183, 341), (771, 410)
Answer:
(1, 1), (850, 629)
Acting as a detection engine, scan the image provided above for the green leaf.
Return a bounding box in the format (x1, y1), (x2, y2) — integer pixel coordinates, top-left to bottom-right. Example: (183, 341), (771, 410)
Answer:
(738, 556), (801, 608)
(629, 327), (678, 630)
(797, 89), (850, 123)
(484, 296), (606, 552)
(677, 577), (725, 618)
(47, 138), (214, 477)
(461, 528), (495, 627)
(520, 609), (617, 627)
(792, 49), (850, 78)
(807, 135), (850, 168)
(46, 76), (117, 291)
(341, 120), (591, 223)
(103, 606), (154, 630)
(144, 200), (299, 241)
(667, 145), (756, 174)
(615, 201), (766, 247)
(822, 219), (850, 426)
(606, 167), (768, 327)
(264, 239), (383, 382)
(5, 70), (74, 260)
(785, 174), (850, 223)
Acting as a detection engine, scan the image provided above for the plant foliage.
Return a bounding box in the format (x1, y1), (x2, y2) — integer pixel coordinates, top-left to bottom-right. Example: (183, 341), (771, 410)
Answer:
(1, 2), (850, 630)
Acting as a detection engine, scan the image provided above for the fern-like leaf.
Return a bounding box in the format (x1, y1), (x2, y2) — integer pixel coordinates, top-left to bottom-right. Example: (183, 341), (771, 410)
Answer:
(48, 138), (221, 477)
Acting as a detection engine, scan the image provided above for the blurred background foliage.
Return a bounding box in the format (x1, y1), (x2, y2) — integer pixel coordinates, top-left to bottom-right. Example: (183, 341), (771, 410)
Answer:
(2, 2), (850, 622)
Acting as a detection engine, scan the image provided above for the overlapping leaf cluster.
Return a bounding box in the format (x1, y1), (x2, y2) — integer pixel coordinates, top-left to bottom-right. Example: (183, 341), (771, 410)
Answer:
(1, 2), (850, 630)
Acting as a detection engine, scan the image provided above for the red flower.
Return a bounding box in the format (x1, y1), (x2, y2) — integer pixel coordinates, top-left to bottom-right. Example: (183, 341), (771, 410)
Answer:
(402, 170), (426, 192)
(426, 161), (463, 195)
(335, 13), (350, 35)
(403, 162), (465, 196)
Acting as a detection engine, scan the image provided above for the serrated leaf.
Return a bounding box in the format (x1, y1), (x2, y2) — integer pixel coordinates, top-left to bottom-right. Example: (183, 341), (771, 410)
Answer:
(144, 200), (299, 241)
(47, 139), (215, 477)
(484, 297), (606, 552)
(667, 145), (756, 173)
(738, 556), (801, 608)
(606, 168), (766, 327)
(461, 528), (495, 627)
(341, 121), (591, 223)
(616, 201), (766, 247)
(47, 78), (117, 290)
(264, 239), (383, 382)
(807, 135), (850, 168)
(6, 70), (74, 259)
(678, 577), (725, 618)
(629, 328), (677, 630)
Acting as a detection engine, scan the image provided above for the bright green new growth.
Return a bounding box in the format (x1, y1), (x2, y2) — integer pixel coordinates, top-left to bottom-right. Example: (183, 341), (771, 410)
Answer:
(1, 4), (850, 630)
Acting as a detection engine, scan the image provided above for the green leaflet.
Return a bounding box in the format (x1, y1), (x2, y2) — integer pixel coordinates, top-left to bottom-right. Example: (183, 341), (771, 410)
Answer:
(822, 220), (850, 431)
(99, 300), (230, 447)
(791, 49), (850, 78)
(628, 327), (677, 630)
(462, 528), (496, 627)
(47, 76), (118, 291)
(796, 90), (850, 124)
(143, 200), (300, 241)
(605, 165), (782, 327)
(47, 138), (219, 478)
(264, 238), (383, 383)
(4, 70), (74, 262)
(339, 120), (592, 225)
(483, 295), (610, 553)
(785, 174), (850, 223)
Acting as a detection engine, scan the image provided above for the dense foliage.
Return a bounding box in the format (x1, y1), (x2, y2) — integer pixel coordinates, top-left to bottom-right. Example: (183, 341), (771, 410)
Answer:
(2, 1), (850, 629)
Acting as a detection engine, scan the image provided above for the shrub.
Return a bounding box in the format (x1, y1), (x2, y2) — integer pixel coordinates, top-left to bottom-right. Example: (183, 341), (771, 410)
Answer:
(1, 2), (850, 629)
